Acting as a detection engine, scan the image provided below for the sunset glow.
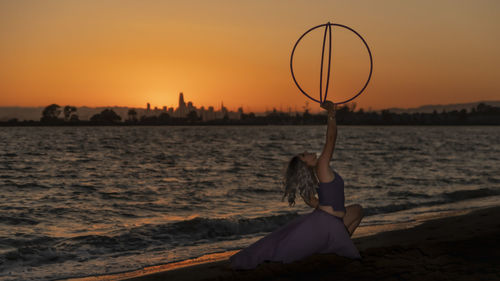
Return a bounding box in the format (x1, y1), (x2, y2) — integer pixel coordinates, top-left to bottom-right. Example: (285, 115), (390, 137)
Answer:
(1, 0), (499, 112)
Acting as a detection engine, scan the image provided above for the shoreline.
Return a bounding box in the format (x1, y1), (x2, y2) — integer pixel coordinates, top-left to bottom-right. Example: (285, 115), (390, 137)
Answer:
(64, 206), (500, 281)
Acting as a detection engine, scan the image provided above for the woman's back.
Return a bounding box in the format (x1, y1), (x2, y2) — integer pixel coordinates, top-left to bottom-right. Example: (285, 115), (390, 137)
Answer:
(316, 171), (346, 218)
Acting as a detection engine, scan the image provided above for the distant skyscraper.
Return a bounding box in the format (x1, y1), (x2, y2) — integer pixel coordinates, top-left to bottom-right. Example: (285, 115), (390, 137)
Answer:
(147, 103), (151, 111)
(178, 92), (186, 109)
(176, 92), (188, 117)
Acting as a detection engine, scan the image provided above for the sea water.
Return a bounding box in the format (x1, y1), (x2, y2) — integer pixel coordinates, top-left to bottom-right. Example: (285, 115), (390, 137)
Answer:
(0, 126), (499, 280)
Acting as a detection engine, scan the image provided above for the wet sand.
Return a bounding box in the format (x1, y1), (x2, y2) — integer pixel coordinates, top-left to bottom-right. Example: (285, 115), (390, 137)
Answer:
(74, 206), (500, 281)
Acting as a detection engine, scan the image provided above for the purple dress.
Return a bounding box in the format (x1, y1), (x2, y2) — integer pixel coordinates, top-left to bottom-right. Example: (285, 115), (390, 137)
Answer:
(230, 171), (360, 269)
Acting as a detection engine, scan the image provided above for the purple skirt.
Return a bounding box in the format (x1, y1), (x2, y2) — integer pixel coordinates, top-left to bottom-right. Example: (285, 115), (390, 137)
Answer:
(230, 209), (361, 269)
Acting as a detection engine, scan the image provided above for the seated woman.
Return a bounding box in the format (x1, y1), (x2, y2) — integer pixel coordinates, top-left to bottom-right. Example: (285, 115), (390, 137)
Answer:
(230, 101), (363, 270)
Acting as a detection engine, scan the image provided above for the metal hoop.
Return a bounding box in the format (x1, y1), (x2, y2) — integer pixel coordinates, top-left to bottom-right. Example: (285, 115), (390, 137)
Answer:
(290, 22), (373, 105)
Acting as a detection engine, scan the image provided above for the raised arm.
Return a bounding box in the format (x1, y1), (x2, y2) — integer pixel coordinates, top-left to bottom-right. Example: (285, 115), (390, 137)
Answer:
(316, 101), (337, 183)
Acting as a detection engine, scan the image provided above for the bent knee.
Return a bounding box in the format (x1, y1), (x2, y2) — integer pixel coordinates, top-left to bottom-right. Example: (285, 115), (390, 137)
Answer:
(354, 204), (364, 218)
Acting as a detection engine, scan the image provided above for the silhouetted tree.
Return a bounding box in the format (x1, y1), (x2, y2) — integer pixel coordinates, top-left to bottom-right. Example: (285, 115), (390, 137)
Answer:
(90, 114), (99, 122)
(334, 105), (350, 123)
(140, 115), (158, 124)
(476, 103), (488, 113)
(158, 112), (170, 123)
(127, 109), (138, 122)
(241, 112), (256, 120)
(63, 105), (78, 121)
(41, 104), (62, 122)
(475, 103), (499, 115)
(90, 109), (121, 123)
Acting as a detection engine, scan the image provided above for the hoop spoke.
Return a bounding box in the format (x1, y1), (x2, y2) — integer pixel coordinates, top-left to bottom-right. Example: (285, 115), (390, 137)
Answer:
(319, 23), (328, 104)
(324, 23), (332, 104)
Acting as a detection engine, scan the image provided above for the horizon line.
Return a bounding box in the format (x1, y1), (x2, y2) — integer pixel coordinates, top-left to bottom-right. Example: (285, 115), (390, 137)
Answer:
(1, 100), (499, 112)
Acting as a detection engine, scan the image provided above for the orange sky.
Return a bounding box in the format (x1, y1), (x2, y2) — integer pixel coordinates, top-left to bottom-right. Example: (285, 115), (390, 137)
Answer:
(0, 0), (499, 112)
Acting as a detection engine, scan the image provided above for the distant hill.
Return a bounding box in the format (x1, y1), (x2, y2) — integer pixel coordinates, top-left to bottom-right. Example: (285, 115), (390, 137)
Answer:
(0, 106), (45, 122)
(384, 101), (500, 114)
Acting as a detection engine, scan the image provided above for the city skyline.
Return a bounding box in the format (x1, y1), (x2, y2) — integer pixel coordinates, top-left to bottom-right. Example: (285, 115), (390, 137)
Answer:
(144, 92), (239, 121)
(1, 97), (499, 123)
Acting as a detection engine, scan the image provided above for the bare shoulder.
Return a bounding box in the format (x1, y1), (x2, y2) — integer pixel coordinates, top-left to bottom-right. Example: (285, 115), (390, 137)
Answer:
(315, 162), (334, 183)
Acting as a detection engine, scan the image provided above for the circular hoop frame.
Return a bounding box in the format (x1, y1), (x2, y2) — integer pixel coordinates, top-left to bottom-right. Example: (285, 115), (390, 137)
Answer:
(290, 22), (373, 105)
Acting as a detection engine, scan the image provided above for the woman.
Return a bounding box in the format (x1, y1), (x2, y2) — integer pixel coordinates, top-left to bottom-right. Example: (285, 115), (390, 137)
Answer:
(230, 101), (363, 270)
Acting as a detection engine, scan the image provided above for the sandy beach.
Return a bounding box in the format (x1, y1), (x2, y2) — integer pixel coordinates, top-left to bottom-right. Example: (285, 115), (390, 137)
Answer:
(72, 206), (500, 281)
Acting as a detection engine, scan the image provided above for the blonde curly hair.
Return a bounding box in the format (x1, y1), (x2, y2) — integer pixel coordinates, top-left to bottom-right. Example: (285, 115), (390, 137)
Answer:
(282, 155), (318, 206)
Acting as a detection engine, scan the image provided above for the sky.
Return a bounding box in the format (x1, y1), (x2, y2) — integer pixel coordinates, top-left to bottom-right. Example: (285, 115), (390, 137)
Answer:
(0, 0), (499, 112)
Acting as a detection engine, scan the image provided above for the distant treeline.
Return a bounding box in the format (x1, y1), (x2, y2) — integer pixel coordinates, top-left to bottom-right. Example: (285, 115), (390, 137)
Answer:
(1, 103), (500, 126)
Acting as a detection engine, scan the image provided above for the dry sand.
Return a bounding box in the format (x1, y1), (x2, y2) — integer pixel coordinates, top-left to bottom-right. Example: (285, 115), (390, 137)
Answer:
(74, 206), (500, 281)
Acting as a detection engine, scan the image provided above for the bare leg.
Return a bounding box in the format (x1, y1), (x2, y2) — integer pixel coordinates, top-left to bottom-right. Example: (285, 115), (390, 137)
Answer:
(343, 204), (364, 236)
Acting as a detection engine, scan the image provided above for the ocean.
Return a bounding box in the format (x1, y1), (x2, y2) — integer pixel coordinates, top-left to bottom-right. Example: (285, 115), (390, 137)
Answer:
(0, 126), (499, 280)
